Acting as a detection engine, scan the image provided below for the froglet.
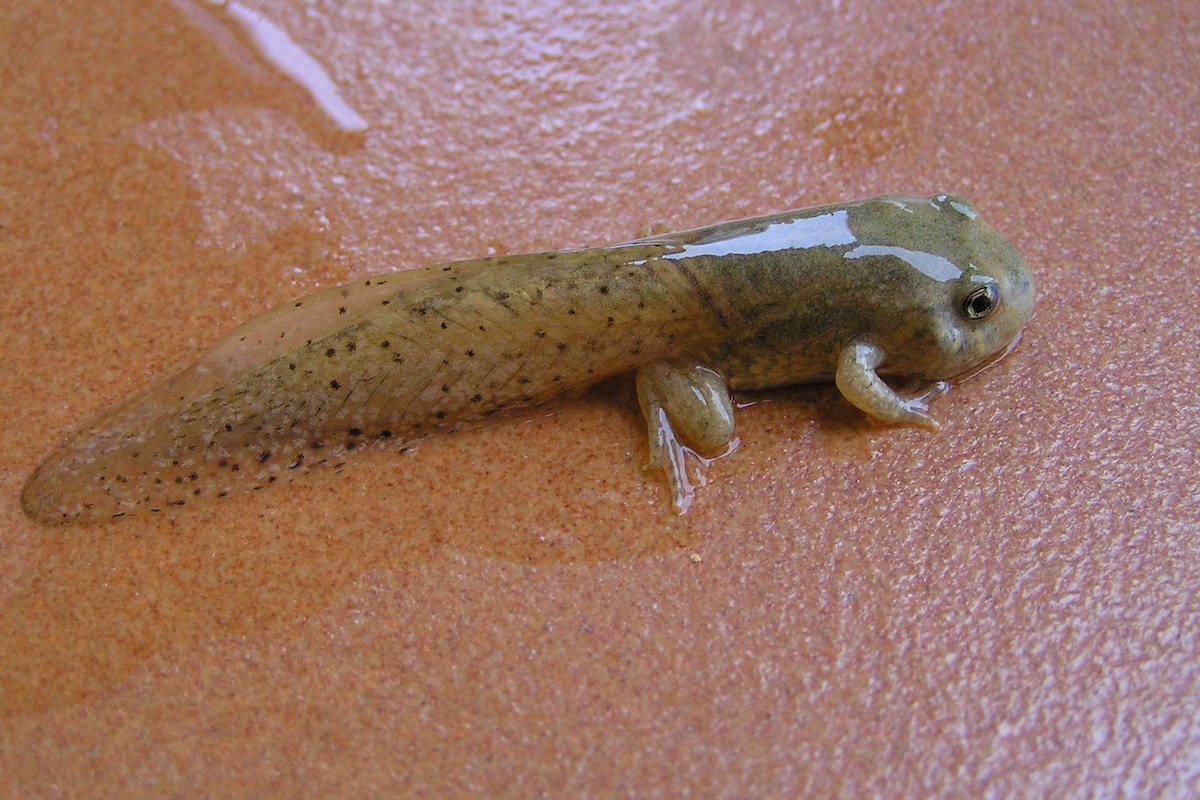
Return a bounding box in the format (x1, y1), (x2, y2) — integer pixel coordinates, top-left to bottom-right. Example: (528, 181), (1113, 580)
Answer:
(22, 194), (1035, 523)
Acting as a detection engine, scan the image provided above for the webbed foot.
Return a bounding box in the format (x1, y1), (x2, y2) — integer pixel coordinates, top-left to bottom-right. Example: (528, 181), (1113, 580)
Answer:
(635, 362), (738, 513)
(835, 340), (944, 431)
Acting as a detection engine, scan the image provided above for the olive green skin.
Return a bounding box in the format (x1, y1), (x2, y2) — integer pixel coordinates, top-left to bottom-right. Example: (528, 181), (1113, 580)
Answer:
(664, 193), (1034, 388)
(23, 193), (1034, 522)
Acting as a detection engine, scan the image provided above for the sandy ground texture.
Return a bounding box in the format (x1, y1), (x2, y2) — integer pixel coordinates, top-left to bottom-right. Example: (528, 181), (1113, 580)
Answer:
(1, 0), (1197, 796)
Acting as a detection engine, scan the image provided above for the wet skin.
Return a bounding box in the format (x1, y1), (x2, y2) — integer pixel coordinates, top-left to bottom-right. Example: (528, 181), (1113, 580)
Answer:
(23, 193), (1035, 521)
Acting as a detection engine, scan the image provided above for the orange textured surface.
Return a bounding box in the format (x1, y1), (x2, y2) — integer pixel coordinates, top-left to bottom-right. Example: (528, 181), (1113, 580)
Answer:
(1, 0), (1197, 796)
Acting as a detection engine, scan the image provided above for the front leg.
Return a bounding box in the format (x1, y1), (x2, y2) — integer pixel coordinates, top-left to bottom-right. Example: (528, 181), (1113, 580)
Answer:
(635, 362), (737, 513)
(835, 340), (942, 431)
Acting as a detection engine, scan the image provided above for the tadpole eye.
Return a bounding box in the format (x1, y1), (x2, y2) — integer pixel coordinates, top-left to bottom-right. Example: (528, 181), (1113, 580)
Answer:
(963, 284), (998, 320)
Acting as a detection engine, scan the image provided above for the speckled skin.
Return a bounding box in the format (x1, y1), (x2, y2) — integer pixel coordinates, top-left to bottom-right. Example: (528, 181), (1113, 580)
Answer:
(22, 194), (1034, 522)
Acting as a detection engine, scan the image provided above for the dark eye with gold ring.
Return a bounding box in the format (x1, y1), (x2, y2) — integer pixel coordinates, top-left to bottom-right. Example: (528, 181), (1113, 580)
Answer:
(963, 284), (998, 320)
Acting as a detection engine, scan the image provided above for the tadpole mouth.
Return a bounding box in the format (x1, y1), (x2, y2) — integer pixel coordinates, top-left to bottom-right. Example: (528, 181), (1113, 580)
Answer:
(947, 330), (1025, 387)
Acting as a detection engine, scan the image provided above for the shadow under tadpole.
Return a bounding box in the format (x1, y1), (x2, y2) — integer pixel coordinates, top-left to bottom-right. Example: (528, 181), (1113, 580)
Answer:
(1, 380), (704, 718)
